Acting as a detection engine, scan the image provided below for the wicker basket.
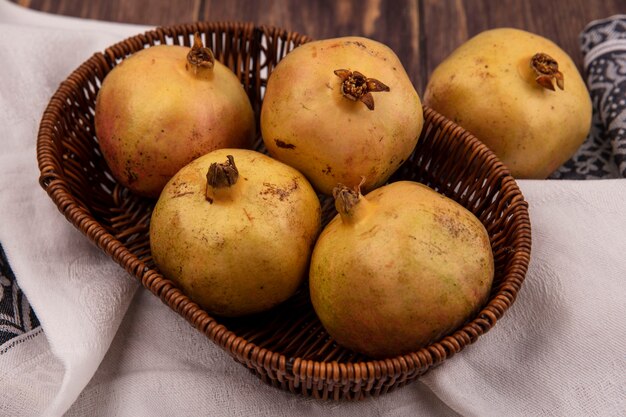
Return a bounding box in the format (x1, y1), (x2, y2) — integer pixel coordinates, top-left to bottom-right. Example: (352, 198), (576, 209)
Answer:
(36, 22), (531, 400)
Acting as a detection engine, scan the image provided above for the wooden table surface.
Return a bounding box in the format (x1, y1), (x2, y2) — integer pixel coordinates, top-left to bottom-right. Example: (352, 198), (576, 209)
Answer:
(11, 0), (623, 92)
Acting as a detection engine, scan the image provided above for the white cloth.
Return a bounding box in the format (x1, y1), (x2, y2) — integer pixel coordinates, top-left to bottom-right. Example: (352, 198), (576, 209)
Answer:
(0, 2), (146, 416)
(0, 1), (625, 415)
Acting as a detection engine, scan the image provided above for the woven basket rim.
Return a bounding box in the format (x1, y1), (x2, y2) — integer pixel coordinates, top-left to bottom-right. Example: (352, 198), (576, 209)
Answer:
(36, 22), (532, 395)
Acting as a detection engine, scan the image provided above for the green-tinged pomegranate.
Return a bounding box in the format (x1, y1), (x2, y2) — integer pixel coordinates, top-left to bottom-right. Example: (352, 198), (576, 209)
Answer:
(95, 33), (255, 198)
(424, 28), (592, 178)
(309, 181), (494, 357)
(150, 149), (321, 317)
(261, 36), (423, 195)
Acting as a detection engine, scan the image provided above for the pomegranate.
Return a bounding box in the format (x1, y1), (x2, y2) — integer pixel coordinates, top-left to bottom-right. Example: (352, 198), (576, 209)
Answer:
(424, 28), (592, 178)
(95, 33), (255, 198)
(261, 36), (423, 195)
(309, 181), (494, 357)
(150, 149), (321, 317)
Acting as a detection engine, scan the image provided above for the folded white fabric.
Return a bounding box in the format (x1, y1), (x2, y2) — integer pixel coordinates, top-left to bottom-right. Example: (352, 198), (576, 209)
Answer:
(422, 179), (626, 416)
(64, 179), (626, 417)
(0, 3), (147, 416)
(0, 2), (625, 416)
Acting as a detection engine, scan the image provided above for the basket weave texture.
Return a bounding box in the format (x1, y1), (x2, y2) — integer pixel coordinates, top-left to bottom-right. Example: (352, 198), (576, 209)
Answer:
(36, 22), (532, 400)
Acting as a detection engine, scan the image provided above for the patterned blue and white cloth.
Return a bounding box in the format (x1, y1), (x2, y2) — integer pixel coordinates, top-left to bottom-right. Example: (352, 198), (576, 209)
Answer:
(0, 245), (39, 346)
(553, 15), (626, 179)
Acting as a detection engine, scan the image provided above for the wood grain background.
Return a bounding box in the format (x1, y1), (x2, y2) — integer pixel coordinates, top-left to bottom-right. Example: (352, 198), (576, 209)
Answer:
(11, 0), (624, 92)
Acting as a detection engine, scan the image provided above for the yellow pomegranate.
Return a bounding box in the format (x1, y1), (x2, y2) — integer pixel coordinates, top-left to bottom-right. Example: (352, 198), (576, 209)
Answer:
(309, 181), (494, 357)
(150, 149), (321, 317)
(95, 33), (255, 198)
(261, 36), (423, 195)
(424, 28), (592, 178)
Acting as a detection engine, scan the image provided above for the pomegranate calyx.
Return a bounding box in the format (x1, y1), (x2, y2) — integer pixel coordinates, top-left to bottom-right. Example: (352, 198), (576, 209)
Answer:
(530, 52), (564, 91)
(187, 32), (215, 73)
(333, 178), (367, 221)
(334, 69), (389, 110)
(206, 155), (239, 203)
